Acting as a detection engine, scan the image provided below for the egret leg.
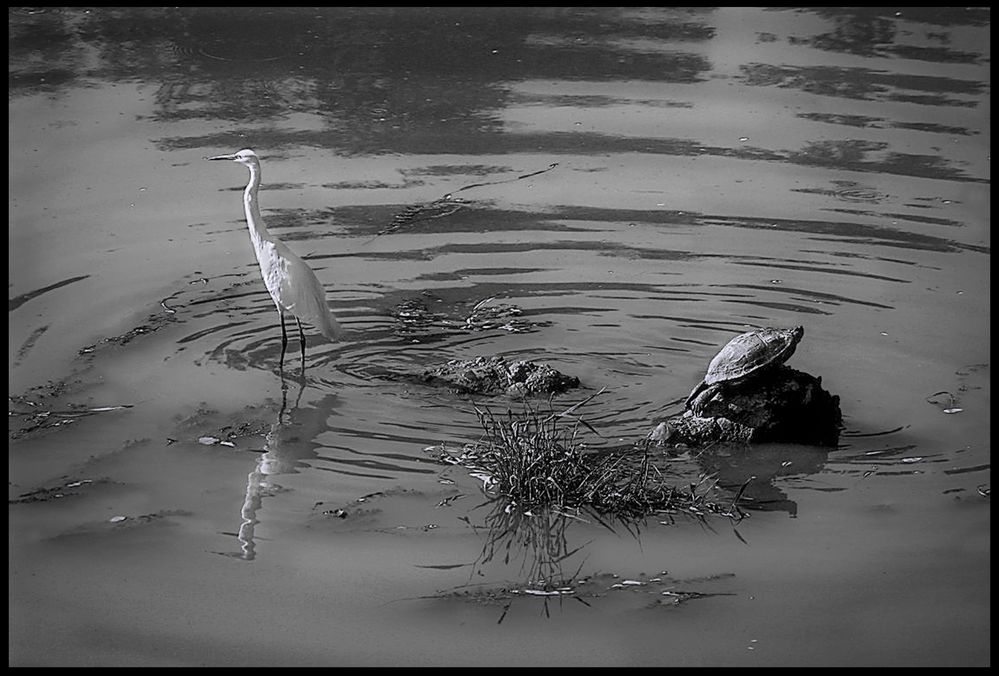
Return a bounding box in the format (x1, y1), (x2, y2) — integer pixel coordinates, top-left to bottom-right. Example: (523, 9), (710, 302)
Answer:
(296, 318), (307, 371)
(279, 378), (290, 423)
(278, 310), (288, 374)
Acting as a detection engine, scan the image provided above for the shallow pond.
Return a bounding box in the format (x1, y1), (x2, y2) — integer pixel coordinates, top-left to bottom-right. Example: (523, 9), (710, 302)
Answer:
(9, 7), (990, 667)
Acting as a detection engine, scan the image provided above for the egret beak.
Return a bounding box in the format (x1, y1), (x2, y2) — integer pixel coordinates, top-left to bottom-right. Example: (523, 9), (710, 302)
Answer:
(205, 153), (237, 161)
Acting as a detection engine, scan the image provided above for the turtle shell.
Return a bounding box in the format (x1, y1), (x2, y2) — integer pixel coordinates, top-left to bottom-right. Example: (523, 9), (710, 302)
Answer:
(703, 326), (804, 386)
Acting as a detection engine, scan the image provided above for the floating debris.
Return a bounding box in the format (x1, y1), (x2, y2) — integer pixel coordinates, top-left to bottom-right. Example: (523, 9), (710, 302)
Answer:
(468, 471), (498, 492)
(426, 570), (735, 617)
(391, 298), (450, 337)
(455, 299), (544, 334)
(374, 162), (558, 238)
(436, 494), (466, 508)
(9, 478), (104, 504)
(392, 297), (548, 339)
(375, 195), (469, 237)
(12, 324), (48, 367)
(8, 397), (134, 439)
(926, 390), (962, 414)
(87, 405), (131, 413)
(76, 307), (179, 356)
(518, 588), (573, 597)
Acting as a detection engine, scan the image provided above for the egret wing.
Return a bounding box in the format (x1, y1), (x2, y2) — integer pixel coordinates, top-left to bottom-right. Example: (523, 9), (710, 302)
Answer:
(274, 243), (342, 341)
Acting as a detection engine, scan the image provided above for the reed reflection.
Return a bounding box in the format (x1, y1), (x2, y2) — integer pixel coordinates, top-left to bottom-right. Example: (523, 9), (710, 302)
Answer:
(439, 485), (743, 620)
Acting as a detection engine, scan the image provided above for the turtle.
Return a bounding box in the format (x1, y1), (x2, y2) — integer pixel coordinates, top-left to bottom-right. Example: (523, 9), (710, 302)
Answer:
(684, 326), (805, 414)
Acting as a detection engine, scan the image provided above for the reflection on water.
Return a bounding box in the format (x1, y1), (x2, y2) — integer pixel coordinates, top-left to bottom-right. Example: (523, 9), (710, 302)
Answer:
(232, 377), (310, 561)
(471, 504), (589, 591)
(8, 274), (90, 312)
(11, 7), (986, 180)
(427, 500), (739, 621)
(739, 62), (984, 106)
(786, 7), (990, 60)
(689, 443), (830, 517)
(225, 376), (442, 560)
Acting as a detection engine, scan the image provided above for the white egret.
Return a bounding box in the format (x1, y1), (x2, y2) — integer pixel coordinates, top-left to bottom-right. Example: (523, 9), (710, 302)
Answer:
(206, 149), (341, 372)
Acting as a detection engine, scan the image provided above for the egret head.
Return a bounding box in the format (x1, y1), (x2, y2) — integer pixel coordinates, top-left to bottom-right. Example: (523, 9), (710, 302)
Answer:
(205, 149), (259, 166)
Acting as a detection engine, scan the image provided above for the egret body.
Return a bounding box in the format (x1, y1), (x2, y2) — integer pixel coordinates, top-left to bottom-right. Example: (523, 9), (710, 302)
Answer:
(207, 149), (341, 372)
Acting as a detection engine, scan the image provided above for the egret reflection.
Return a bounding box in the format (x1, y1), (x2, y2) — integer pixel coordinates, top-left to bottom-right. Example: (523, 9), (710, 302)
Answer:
(232, 380), (339, 560)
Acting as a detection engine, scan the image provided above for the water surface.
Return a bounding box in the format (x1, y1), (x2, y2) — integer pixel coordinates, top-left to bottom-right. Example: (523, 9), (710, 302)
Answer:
(9, 7), (990, 667)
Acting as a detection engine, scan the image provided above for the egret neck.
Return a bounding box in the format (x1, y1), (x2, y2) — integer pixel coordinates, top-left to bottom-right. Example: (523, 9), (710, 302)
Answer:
(241, 158), (271, 251)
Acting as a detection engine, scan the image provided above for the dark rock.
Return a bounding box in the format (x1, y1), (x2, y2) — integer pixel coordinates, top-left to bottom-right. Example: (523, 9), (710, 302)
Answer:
(651, 367), (842, 447)
(420, 356), (580, 396)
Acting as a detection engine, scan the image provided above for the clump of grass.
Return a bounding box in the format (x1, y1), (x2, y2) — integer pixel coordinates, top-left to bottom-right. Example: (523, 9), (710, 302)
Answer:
(439, 390), (745, 525)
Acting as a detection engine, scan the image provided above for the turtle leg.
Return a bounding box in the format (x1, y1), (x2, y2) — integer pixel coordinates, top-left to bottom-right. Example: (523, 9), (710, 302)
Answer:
(684, 380), (708, 411)
(690, 383), (721, 416)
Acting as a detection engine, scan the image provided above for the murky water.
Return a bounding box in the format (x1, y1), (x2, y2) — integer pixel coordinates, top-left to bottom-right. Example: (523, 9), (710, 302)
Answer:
(9, 7), (989, 667)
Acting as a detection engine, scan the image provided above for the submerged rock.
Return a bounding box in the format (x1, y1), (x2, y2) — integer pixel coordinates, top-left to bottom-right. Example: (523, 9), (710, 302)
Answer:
(420, 356), (580, 396)
(651, 367), (842, 447)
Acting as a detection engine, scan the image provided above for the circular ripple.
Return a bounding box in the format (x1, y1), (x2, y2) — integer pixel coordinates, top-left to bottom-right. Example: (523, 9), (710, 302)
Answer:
(833, 188), (889, 204)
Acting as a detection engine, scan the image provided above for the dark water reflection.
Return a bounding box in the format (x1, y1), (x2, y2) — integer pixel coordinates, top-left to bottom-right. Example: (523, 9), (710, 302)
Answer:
(12, 7), (986, 182)
(9, 6), (989, 668)
(787, 7), (990, 59)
